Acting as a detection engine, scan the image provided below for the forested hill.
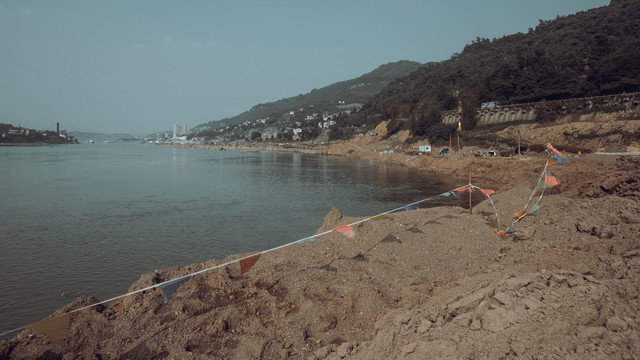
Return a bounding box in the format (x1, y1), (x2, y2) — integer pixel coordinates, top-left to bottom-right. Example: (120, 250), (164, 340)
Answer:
(350, 0), (640, 127)
(192, 60), (421, 132)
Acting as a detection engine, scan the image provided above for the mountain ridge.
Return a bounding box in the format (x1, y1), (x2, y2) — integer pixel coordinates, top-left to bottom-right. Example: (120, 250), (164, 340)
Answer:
(192, 60), (421, 133)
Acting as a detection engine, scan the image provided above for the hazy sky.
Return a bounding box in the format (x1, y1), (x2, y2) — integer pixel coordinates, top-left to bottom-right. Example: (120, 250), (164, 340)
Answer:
(1, 1), (609, 135)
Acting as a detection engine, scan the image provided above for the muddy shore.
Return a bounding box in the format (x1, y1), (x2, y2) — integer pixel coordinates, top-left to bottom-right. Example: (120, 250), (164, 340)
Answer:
(2, 122), (640, 359)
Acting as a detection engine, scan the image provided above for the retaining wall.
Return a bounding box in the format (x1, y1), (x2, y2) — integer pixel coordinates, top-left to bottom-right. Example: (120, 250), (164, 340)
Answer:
(441, 92), (640, 127)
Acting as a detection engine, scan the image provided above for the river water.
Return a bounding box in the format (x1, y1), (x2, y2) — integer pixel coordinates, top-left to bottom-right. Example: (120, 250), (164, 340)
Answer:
(0, 143), (463, 335)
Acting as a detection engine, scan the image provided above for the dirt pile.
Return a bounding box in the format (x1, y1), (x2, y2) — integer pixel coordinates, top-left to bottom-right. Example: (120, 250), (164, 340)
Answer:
(2, 120), (640, 358)
(3, 163), (640, 358)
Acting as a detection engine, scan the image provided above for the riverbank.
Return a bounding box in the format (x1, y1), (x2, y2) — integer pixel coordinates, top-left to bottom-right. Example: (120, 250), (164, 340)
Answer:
(3, 130), (640, 358)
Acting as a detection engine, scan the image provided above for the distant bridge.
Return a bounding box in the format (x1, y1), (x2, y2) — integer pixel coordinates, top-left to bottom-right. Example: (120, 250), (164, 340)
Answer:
(441, 92), (640, 127)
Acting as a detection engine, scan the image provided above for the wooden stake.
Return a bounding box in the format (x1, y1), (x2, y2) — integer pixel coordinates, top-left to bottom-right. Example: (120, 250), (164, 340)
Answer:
(468, 172), (472, 214)
(449, 134), (452, 149)
(517, 130), (521, 156)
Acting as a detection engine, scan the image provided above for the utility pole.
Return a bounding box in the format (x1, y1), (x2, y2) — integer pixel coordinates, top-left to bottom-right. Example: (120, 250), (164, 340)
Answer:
(457, 100), (463, 131)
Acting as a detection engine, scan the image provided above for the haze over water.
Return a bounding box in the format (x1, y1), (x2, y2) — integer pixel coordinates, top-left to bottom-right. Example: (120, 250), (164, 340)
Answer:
(0, 143), (463, 334)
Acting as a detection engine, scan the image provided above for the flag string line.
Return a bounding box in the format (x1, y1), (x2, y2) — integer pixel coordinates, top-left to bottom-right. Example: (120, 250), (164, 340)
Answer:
(513, 161), (549, 226)
(1, 183), (500, 338)
(511, 143), (567, 228)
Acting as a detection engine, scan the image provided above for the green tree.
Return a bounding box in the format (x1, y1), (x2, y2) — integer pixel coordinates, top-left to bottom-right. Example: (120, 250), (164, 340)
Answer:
(410, 97), (440, 136)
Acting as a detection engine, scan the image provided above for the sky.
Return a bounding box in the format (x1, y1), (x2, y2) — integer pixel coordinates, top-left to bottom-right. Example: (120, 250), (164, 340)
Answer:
(0, 0), (609, 135)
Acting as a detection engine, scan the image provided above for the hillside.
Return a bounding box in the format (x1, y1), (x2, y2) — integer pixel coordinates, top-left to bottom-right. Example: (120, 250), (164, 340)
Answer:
(192, 61), (421, 134)
(350, 0), (640, 128)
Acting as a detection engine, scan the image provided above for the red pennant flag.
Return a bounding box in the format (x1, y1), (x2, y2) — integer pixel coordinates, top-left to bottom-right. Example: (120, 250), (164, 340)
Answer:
(455, 186), (470, 192)
(545, 176), (560, 186)
(333, 225), (355, 238)
(25, 313), (70, 345)
(239, 253), (262, 275)
(480, 188), (495, 196)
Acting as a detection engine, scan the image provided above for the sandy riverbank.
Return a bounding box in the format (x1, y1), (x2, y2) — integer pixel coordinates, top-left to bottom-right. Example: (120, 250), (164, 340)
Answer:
(3, 130), (640, 358)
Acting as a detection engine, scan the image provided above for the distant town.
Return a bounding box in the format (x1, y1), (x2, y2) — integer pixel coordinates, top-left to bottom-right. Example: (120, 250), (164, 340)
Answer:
(0, 123), (78, 145)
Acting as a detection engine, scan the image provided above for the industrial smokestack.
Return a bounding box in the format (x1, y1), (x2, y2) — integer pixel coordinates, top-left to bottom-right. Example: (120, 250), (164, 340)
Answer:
(57, 122), (60, 136)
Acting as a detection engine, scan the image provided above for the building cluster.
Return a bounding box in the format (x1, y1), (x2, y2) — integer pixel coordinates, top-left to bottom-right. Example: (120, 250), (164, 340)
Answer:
(0, 123), (78, 144)
(194, 101), (360, 144)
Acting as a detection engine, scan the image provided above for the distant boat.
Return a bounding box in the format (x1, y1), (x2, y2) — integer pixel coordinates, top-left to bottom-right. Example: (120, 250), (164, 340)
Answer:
(89, 140), (94, 144)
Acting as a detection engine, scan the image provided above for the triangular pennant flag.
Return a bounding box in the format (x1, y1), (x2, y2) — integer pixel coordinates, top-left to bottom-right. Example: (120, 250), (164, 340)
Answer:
(547, 158), (557, 166)
(440, 191), (452, 197)
(545, 176), (560, 187)
(506, 227), (518, 234)
(300, 237), (317, 248)
(372, 214), (393, 221)
(239, 253), (262, 275)
(545, 143), (564, 157)
(493, 229), (506, 239)
(25, 313), (70, 345)
(333, 225), (355, 238)
(514, 210), (526, 218)
(455, 186), (470, 192)
(534, 179), (552, 191)
(554, 154), (569, 163)
(480, 188), (495, 196)
(526, 203), (540, 216)
(400, 205), (419, 211)
(161, 276), (191, 303)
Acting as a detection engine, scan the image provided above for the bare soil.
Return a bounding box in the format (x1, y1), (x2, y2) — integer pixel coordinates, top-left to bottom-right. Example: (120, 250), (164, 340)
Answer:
(2, 117), (640, 359)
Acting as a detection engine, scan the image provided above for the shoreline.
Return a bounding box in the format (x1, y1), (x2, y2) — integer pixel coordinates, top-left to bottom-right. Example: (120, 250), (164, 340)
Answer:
(3, 138), (640, 359)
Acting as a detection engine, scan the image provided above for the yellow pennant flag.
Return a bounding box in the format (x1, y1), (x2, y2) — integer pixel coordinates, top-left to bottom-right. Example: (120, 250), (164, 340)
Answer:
(25, 313), (70, 345)
(371, 214), (393, 221)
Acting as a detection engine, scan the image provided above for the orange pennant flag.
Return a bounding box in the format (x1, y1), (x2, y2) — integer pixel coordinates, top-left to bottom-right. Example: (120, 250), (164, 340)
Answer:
(455, 186), (470, 192)
(492, 229), (506, 239)
(333, 225), (355, 238)
(25, 313), (70, 345)
(547, 158), (557, 166)
(480, 188), (495, 196)
(513, 210), (526, 218)
(239, 253), (262, 276)
(545, 176), (560, 186)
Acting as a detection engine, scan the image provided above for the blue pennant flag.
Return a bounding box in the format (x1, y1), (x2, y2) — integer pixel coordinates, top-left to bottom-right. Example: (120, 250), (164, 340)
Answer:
(299, 237), (317, 248)
(400, 205), (419, 211)
(161, 276), (191, 303)
(553, 154), (569, 163)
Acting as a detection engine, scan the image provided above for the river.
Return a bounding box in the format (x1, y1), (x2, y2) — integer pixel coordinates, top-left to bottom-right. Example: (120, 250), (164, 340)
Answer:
(0, 143), (463, 335)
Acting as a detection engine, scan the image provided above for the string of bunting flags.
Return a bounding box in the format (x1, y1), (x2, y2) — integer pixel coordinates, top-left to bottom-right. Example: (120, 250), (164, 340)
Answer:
(1, 183), (499, 341)
(1, 145), (569, 342)
(492, 142), (569, 239)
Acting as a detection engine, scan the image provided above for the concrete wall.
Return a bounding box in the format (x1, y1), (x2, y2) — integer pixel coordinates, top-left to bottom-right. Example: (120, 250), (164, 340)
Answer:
(441, 92), (640, 127)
